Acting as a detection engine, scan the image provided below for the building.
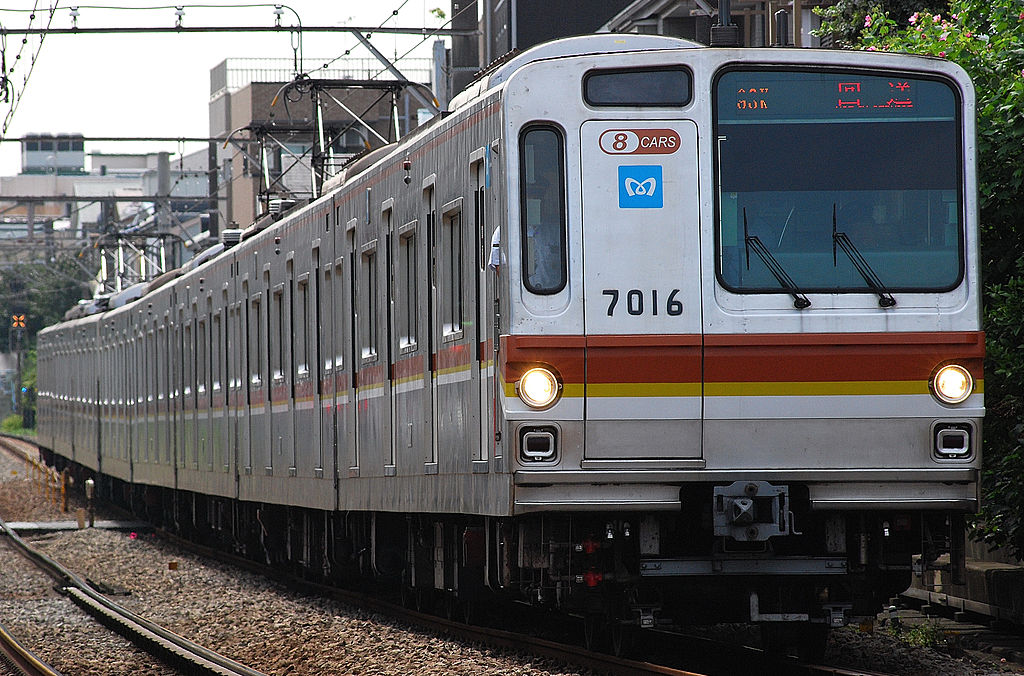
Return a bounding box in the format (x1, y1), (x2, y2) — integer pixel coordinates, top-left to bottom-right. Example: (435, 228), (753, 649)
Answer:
(208, 57), (433, 228)
(600, 0), (830, 47)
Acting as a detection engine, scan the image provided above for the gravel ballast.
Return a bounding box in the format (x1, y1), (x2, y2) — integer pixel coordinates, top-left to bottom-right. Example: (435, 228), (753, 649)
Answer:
(2, 439), (1023, 675)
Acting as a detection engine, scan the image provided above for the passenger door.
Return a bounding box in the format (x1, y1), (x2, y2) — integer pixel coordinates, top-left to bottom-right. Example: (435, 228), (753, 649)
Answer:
(580, 121), (703, 461)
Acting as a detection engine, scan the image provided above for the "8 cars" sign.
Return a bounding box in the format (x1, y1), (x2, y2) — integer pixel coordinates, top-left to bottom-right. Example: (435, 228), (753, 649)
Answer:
(599, 128), (680, 155)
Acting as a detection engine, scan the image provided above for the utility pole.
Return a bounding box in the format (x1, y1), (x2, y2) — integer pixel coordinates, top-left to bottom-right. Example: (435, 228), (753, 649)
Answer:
(10, 313), (25, 420)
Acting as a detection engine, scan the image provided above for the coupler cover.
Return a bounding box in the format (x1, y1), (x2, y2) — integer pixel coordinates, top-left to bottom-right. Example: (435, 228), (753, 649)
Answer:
(713, 481), (790, 541)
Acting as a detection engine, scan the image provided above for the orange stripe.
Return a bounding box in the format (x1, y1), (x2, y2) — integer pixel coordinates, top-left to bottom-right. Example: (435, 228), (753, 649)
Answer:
(707, 331), (983, 383)
(498, 332), (984, 387)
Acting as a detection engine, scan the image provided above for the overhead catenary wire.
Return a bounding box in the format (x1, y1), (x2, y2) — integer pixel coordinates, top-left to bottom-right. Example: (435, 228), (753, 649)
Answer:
(1, 1), (60, 135)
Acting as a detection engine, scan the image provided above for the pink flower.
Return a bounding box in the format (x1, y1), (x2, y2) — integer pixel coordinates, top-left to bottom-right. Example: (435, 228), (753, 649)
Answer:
(1020, 11), (1024, 20)
(965, 31), (973, 38)
(939, 32), (948, 41)
(939, 51), (946, 57)
(909, 12), (918, 24)
(866, 46), (877, 51)
(934, 14), (941, 21)
(864, 14), (873, 27)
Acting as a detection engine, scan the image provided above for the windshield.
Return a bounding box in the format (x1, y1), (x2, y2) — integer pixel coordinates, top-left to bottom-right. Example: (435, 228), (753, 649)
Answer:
(715, 68), (963, 294)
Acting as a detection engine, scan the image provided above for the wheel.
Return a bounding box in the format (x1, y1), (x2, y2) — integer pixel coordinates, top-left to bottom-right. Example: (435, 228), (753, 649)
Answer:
(582, 614), (603, 652)
(609, 621), (635, 657)
(413, 588), (432, 613)
(443, 594), (457, 620)
(459, 599), (476, 625)
(400, 584), (414, 608)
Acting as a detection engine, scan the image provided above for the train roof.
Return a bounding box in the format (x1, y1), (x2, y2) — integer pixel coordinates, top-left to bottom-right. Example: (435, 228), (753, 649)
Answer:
(449, 33), (701, 110)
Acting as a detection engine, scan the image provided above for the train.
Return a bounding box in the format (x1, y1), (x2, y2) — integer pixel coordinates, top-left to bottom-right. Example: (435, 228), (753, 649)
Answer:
(36, 34), (984, 658)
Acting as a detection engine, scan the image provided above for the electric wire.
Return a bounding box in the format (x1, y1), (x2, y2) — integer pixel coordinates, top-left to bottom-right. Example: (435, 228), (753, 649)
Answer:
(1, 2), (60, 135)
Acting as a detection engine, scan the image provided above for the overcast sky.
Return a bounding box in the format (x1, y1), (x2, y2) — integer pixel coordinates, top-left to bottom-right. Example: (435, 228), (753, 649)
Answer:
(0, 2), (449, 176)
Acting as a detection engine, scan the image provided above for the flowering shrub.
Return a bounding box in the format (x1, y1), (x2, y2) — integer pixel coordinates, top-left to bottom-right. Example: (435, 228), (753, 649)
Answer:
(819, 0), (1024, 560)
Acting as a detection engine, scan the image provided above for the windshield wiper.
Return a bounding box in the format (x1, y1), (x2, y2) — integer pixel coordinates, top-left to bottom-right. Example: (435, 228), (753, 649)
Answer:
(743, 208), (811, 309)
(831, 204), (896, 308)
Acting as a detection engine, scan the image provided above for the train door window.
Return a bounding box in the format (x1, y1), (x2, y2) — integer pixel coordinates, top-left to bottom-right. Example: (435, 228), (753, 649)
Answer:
(311, 247), (321, 390)
(161, 325), (171, 463)
(323, 266), (334, 375)
(296, 274), (310, 377)
(398, 221), (418, 351)
(474, 158), (487, 269)
(333, 260), (345, 371)
(519, 125), (567, 294)
(272, 285), (286, 382)
(147, 330), (156, 404)
(183, 323), (193, 401)
(197, 318), (207, 399)
(441, 203), (464, 337)
(156, 327), (165, 404)
(359, 245), (378, 362)
(212, 310), (222, 393)
(249, 296), (263, 386)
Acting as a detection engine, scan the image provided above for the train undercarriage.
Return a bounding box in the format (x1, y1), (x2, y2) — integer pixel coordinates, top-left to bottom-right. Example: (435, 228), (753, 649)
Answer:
(48, 452), (965, 659)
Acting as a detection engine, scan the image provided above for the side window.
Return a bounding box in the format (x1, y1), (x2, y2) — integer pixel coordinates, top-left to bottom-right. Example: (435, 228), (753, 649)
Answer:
(249, 296), (263, 385)
(333, 261), (346, 370)
(398, 222), (418, 350)
(519, 126), (567, 294)
(360, 246), (378, 361)
(442, 208), (463, 335)
(272, 285), (285, 381)
(296, 276), (310, 376)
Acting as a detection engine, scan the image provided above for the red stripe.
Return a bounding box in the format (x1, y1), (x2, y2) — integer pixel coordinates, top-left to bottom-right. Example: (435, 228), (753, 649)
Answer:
(498, 332), (984, 385)
(501, 335), (585, 383)
(355, 363), (387, 388)
(394, 354), (425, 380)
(436, 342), (472, 371)
(706, 331), (984, 383)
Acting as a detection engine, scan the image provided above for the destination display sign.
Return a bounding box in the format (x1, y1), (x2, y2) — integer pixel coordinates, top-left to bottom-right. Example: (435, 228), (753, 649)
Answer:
(716, 69), (957, 123)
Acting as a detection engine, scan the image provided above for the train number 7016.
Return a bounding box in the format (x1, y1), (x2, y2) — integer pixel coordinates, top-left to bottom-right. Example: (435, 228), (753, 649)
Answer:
(602, 289), (683, 317)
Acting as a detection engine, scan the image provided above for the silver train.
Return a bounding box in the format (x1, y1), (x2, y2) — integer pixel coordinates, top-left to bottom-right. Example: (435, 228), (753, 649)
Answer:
(37, 35), (984, 655)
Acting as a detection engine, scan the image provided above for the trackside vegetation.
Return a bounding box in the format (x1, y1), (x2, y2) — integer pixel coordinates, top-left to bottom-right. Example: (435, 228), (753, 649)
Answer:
(817, 0), (1024, 560)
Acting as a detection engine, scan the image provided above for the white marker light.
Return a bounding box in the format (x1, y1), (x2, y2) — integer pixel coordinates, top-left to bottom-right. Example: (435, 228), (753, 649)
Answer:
(517, 367), (560, 409)
(932, 364), (973, 404)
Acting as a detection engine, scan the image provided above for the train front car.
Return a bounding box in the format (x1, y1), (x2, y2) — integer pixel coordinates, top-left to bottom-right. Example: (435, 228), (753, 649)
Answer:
(498, 43), (981, 653)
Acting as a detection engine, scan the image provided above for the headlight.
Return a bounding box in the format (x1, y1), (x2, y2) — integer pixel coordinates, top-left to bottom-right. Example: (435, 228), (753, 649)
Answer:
(516, 367), (561, 409)
(931, 364), (973, 405)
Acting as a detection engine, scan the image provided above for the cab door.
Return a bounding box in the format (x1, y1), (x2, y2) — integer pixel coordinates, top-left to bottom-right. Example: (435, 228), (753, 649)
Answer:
(580, 121), (703, 461)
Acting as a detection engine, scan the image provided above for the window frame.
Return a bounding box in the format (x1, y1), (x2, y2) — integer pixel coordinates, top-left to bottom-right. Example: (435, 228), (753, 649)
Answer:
(711, 65), (966, 296)
(518, 123), (568, 296)
(582, 66), (694, 108)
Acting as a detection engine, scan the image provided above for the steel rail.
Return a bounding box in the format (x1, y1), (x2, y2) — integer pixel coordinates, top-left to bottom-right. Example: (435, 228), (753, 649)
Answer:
(0, 515), (266, 676)
(162, 525), (904, 676)
(0, 622), (62, 676)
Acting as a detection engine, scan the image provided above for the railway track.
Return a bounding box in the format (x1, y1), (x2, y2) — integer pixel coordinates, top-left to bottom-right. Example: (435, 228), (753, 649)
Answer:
(0, 620), (60, 676)
(0, 436), (937, 676)
(160, 527), (895, 676)
(0, 514), (266, 676)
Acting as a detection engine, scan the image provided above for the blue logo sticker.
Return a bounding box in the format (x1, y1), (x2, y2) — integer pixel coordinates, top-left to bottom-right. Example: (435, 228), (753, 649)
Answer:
(618, 165), (663, 209)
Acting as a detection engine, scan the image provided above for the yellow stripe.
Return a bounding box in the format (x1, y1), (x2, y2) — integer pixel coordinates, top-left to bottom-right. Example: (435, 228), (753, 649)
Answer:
(502, 382), (584, 398)
(436, 363), (472, 377)
(502, 379), (984, 399)
(587, 382), (702, 397)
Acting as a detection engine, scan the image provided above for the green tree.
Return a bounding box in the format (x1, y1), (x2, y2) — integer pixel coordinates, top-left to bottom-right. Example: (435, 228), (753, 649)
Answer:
(815, 0), (948, 47)
(0, 251), (95, 430)
(823, 0), (1024, 559)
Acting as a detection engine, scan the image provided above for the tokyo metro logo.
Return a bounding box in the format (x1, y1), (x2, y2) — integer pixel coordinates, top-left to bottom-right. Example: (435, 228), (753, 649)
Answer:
(618, 165), (662, 208)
